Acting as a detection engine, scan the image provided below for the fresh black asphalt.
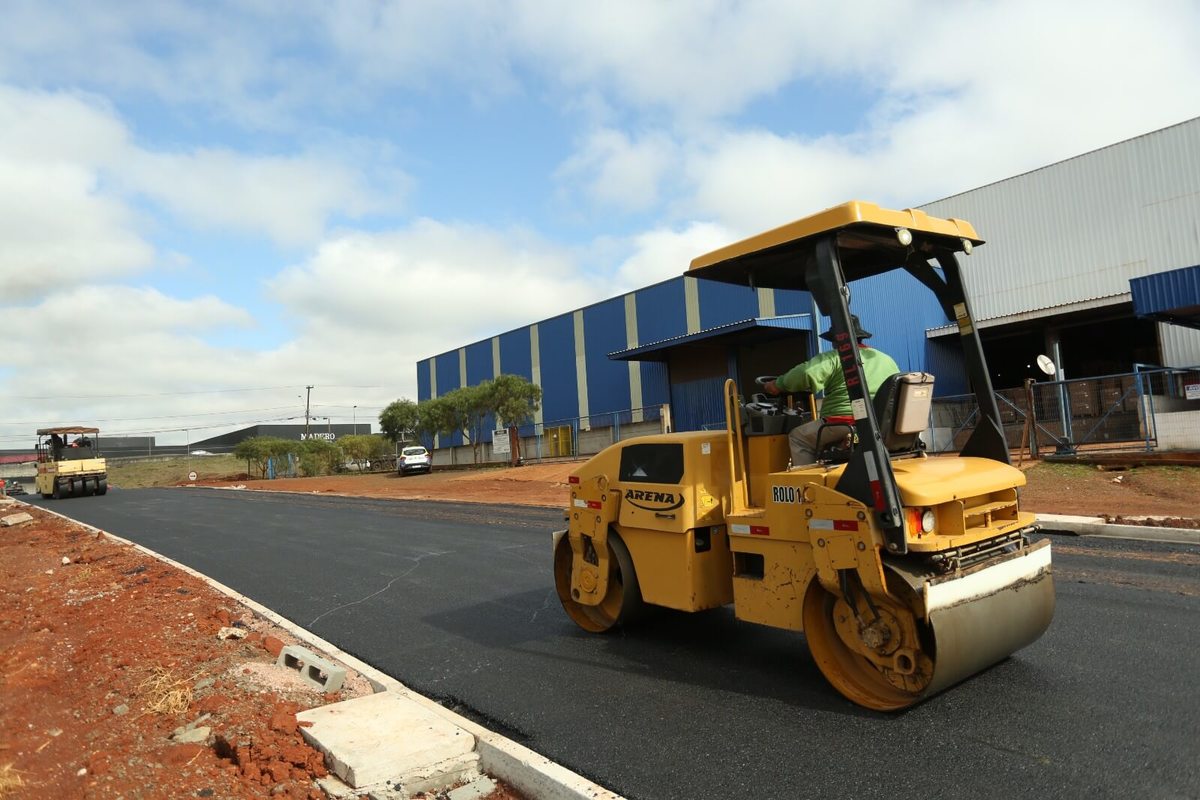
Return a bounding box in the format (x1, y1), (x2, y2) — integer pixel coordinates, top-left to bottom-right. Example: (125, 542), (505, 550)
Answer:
(30, 489), (1200, 800)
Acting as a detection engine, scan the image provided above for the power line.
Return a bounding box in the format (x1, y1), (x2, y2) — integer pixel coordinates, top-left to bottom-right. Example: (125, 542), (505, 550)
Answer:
(0, 384), (387, 401)
(0, 405), (301, 426)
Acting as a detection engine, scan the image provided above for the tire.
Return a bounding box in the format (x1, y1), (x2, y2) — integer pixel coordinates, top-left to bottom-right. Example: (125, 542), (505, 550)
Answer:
(96, 477), (108, 496)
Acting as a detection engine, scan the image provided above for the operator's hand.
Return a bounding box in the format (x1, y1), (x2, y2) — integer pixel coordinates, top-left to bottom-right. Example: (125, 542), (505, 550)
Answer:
(763, 379), (781, 396)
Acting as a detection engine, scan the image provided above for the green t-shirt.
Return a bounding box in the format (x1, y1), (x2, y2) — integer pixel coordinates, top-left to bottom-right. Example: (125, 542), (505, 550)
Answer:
(776, 346), (900, 417)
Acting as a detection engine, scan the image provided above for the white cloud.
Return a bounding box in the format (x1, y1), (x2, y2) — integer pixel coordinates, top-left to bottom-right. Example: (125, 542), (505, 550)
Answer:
(554, 128), (677, 213)
(614, 222), (735, 289)
(0, 87), (153, 299)
(120, 148), (401, 248)
(270, 220), (608, 342)
(0, 82), (405, 300)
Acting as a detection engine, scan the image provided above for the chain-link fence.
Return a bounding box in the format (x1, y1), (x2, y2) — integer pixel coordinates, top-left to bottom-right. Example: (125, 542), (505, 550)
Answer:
(929, 366), (1200, 455)
(432, 405), (667, 466)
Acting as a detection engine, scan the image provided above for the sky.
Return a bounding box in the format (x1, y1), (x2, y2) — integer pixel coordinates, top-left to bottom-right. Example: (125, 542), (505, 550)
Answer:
(2, 0), (1199, 449)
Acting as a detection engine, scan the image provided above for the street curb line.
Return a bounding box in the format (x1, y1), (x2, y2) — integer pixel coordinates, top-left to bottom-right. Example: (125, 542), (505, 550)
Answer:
(27, 501), (621, 800)
(1037, 513), (1200, 546)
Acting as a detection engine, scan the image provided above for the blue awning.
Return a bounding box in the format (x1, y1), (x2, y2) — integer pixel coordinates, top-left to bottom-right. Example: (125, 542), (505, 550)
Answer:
(608, 314), (812, 362)
(1131, 264), (1200, 330)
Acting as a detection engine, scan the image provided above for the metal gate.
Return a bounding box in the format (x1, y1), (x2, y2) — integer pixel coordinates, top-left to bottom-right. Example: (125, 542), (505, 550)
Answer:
(929, 366), (1200, 454)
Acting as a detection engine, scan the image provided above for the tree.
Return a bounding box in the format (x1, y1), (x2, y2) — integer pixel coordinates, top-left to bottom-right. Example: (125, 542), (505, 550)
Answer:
(489, 374), (542, 428)
(414, 376), (542, 464)
(488, 374), (542, 465)
(340, 434), (386, 470)
(379, 399), (420, 443)
(297, 438), (342, 476)
(415, 395), (453, 444)
(233, 436), (295, 478)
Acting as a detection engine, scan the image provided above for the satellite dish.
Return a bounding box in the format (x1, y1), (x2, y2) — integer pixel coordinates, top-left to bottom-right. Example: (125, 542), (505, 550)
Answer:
(1036, 354), (1056, 376)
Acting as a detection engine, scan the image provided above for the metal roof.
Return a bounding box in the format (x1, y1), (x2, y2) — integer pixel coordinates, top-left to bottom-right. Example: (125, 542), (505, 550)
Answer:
(608, 314), (812, 362)
(1130, 264), (1200, 330)
(36, 426), (100, 435)
(919, 117), (1200, 322)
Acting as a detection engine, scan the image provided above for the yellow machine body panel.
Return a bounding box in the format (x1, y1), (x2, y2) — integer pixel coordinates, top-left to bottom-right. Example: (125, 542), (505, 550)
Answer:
(564, 431), (735, 613)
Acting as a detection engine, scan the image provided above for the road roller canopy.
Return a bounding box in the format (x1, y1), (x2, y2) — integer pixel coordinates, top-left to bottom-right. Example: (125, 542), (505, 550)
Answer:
(685, 200), (1009, 554)
(688, 200), (982, 290)
(37, 426), (100, 436)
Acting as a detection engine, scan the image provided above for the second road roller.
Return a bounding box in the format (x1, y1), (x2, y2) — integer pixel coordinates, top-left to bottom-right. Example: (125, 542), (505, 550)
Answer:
(553, 201), (1054, 711)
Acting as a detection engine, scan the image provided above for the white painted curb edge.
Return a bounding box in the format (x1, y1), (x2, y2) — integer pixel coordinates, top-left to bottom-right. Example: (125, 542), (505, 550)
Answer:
(1037, 513), (1200, 546)
(28, 501), (622, 800)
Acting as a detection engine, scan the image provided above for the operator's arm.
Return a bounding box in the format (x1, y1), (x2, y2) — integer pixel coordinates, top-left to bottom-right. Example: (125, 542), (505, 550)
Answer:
(775, 350), (838, 394)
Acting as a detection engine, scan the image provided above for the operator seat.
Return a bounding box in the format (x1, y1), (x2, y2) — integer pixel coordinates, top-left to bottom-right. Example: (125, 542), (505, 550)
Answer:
(871, 372), (935, 454)
(815, 371), (935, 462)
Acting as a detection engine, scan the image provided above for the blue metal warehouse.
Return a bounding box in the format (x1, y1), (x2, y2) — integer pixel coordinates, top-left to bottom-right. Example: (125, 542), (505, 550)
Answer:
(418, 117), (1200, 460)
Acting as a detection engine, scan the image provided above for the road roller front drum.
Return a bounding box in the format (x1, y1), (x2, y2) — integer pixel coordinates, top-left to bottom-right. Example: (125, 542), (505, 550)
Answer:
(554, 530), (643, 634)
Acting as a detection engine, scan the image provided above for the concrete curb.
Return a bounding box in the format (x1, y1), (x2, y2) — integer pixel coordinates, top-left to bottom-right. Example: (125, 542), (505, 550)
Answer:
(1037, 513), (1200, 546)
(26, 501), (622, 800)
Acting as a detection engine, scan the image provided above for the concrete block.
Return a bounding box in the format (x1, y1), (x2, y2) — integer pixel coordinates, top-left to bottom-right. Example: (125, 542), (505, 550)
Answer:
(366, 752), (481, 799)
(276, 644), (347, 692)
(1, 512), (33, 527)
(297, 692), (475, 789)
(449, 775), (497, 800)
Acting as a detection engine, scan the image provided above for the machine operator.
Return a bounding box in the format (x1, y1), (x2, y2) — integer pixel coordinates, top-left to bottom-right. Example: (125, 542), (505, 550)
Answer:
(763, 314), (899, 467)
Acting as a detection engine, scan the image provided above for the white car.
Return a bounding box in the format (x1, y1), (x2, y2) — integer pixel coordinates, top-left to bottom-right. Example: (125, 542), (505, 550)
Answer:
(398, 446), (432, 475)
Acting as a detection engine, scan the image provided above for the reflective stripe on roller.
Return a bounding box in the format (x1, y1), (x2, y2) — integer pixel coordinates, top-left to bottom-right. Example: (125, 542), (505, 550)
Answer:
(925, 540), (1053, 613)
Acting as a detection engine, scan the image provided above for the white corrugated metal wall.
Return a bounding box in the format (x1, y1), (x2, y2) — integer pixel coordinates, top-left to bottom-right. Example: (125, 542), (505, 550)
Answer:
(919, 117), (1200, 366)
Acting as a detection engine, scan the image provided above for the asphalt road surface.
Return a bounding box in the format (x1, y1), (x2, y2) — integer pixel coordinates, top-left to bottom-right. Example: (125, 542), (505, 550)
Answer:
(31, 489), (1200, 800)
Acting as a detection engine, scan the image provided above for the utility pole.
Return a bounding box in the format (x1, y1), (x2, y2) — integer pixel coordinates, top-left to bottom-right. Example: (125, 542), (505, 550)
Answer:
(305, 385), (314, 437)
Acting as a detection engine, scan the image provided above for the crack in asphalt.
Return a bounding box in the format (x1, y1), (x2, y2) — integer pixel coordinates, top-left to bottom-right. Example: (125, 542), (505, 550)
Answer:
(529, 588), (555, 623)
(307, 549), (451, 627)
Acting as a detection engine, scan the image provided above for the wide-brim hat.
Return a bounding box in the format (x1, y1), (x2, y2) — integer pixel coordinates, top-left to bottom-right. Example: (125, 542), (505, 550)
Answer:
(819, 314), (872, 342)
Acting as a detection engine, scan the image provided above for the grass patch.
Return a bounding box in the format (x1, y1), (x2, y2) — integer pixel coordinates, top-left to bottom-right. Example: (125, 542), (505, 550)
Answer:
(107, 455), (244, 489)
(0, 763), (25, 796)
(137, 666), (194, 716)
(1025, 462), (1100, 480)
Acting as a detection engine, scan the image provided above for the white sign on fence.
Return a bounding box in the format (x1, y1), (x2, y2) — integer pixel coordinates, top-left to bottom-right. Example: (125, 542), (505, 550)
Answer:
(1185, 383), (1200, 401)
(492, 428), (511, 455)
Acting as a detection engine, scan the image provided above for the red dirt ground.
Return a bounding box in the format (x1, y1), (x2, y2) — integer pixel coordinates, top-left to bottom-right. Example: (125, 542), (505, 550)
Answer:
(0, 504), (521, 800)
(197, 459), (1200, 523)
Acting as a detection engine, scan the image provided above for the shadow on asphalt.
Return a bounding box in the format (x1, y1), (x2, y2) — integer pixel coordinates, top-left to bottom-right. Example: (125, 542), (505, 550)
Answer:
(423, 588), (885, 720)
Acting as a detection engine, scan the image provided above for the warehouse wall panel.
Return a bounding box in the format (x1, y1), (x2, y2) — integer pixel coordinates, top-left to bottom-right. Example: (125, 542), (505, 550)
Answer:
(848, 269), (952, 374)
(773, 288), (815, 316)
(433, 353), (464, 446)
(635, 279), (688, 345)
(537, 313), (579, 423)
(640, 361), (670, 408)
(697, 279), (758, 329)
(417, 359), (431, 403)
(583, 297), (632, 417)
(498, 327), (533, 380)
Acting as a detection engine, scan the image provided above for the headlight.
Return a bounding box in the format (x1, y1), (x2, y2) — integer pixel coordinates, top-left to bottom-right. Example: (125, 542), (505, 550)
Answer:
(921, 509), (936, 533)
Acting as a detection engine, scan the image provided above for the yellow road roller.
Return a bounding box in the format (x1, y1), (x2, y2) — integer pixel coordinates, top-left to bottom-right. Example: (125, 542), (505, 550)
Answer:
(553, 201), (1054, 711)
(35, 426), (109, 499)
